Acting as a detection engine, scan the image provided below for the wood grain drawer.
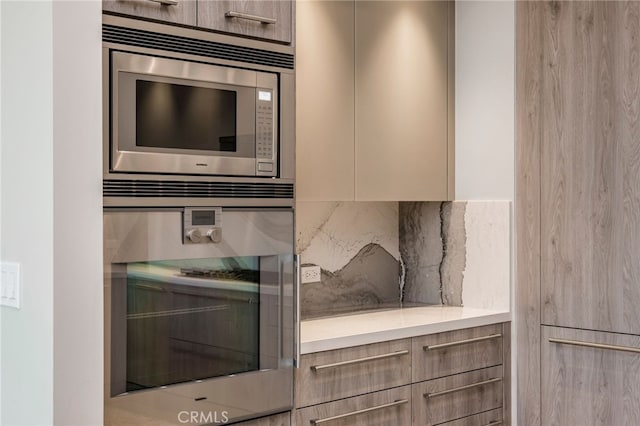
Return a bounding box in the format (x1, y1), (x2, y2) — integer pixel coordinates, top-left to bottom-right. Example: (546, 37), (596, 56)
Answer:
(197, 1), (292, 44)
(103, 0), (197, 26)
(236, 412), (290, 426)
(412, 324), (503, 382)
(295, 339), (411, 407)
(294, 385), (411, 426)
(438, 408), (503, 426)
(412, 366), (503, 426)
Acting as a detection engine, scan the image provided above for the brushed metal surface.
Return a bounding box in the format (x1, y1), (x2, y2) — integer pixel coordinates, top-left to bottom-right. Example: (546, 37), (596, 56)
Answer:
(104, 208), (294, 425)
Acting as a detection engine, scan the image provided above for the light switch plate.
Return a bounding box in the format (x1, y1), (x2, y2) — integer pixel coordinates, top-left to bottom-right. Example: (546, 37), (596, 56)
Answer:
(1, 262), (21, 309)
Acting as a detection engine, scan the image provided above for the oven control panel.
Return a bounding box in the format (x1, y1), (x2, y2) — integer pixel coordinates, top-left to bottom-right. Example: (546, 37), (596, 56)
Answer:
(183, 207), (222, 244)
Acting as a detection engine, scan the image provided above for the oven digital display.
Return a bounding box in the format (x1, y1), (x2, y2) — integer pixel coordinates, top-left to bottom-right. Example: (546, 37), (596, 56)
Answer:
(192, 211), (215, 226)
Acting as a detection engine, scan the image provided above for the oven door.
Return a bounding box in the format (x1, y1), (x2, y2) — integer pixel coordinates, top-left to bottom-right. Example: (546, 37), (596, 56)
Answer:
(104, 207), (293, 425)
(110, 51), (278, 177)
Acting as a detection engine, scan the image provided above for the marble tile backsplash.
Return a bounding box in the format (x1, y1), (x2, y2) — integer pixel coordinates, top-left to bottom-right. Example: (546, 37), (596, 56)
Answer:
(296, 200), (510, 319)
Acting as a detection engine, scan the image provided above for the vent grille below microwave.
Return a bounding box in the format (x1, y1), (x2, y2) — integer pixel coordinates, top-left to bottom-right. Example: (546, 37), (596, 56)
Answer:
(103, 180), (294, 199)
(102, 24), (294, 70)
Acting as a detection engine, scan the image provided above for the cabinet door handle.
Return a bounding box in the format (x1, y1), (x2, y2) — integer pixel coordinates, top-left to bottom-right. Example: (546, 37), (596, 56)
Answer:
(549, 338), (640, 354)
(309, 399), (408, 424)
(423, 333), (502, 351)
(225, 11), (276, 25)
(424, 377), (502, 399)
(145, 0), (178, 6)
(310, 350), (409, 372)
(483, 421), (503, 426)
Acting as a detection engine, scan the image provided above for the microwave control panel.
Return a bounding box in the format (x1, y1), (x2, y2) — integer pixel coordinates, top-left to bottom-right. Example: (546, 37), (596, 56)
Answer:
(256, 88), (275, 176)
(183, 207), (222, 244)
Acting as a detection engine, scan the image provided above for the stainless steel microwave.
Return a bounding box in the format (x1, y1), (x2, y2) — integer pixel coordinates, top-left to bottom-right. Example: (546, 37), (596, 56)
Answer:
(109, 50), (279, 178)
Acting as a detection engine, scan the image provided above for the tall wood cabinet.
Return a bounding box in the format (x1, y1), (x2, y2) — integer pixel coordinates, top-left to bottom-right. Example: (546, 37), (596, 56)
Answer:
(296, 0), (455, 201)
(517, 1), (640, 425)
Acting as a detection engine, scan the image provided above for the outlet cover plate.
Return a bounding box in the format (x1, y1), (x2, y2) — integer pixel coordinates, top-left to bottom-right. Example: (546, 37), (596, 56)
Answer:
(301, 265), (321, 284)
(1, 262), (21, 309)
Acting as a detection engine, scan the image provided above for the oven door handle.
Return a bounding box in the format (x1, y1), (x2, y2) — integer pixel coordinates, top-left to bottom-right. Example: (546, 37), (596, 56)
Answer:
(294, 254), (301, 368)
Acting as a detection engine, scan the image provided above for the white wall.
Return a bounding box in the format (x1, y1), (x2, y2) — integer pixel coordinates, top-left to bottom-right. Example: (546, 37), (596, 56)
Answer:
(0, 1), (103, 425)
(1, 2), (55, 424)
(455, 1), (514, 201)
(52, 1), (103, 424)
(455, 1), (516, 421)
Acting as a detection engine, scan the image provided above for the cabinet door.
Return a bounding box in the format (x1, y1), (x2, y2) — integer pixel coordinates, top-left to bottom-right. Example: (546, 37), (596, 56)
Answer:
(235, 412), (290, 426)
(541, 326), (640, 425)
(295, 385), (411, 426)
(103, 0), (196, 26)
(540, 1), (640, 334)
(197, 1), (292, 44)
(295, 339), (411, 408)
(355, 1), (452, 201)
(296, 0), (355, 201)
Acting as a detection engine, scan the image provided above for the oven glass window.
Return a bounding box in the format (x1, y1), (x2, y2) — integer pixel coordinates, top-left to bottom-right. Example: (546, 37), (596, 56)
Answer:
(122, 256), (271, 393)
(135, 80), (237, 152)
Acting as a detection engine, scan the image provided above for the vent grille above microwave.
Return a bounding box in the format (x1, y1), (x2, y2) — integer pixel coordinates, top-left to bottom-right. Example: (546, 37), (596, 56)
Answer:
(103, 180), (294, 199)
(102, 24), (294, 70)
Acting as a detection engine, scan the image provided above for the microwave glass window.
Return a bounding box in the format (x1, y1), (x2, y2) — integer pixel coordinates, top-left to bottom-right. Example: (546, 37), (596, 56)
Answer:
(135, 80), (237, 152)
(123, 257), (264, 393)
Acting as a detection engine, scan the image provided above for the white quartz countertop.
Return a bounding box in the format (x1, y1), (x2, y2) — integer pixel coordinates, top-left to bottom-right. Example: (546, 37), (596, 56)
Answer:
(300, 306), (511, 354)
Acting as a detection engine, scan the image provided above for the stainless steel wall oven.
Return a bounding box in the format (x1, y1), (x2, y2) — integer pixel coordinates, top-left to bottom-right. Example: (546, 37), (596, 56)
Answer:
(102, 15), (296, 425)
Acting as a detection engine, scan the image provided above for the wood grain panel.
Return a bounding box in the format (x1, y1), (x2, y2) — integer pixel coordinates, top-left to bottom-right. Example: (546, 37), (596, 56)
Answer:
(412, 366), (503, 426)
(541, 326), (640, 426)
(515, 1), (544, 425)
(295, 0), (355, 201)
(502, 322), (511, 426)
(437, 409), (502, 426)
(103, 0), (196, 26)
(197, 1), (292, 43)
(540, 1), (640, 335)
(294, 339), (411, 408)
(412, 324), (503, 382)
(294, 386), (411, 426)
(236, 412), (290, 426)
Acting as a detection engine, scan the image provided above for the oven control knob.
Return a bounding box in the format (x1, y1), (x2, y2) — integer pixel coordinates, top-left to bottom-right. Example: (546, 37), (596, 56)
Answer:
(207, 228), (221, 243)
(186, 229), (202, 243)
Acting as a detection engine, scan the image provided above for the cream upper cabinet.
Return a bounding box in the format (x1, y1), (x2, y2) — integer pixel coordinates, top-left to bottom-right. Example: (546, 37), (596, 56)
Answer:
(296, 0), (454, 201)
(296, 0), (355, 201)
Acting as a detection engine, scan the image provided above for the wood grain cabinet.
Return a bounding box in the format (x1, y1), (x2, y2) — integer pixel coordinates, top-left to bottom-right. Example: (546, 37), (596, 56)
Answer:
(541, 326), (640, 426)
(295, 339), (411, 408)
(235, 412), (290, 426)
(516, 2), (640, 424)
(294, 323), (509, 426)
(197, 1), (293, 44)
(296, 0), (455, 201)
(102, 0), (197, 26)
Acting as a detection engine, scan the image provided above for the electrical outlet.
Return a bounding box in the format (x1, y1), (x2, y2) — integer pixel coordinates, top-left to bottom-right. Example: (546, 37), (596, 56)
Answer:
(300, 265), (321, 284)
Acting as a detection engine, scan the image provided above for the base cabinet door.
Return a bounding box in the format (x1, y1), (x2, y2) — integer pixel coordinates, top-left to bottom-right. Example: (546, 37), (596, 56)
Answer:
(197, 1), (292, 43)
(294, 386), (411, 426)
(412, 366), (503, 426)
(542, 326), (640, 426)
(103, 0), (196, 26)
(236, 412), (290, 426)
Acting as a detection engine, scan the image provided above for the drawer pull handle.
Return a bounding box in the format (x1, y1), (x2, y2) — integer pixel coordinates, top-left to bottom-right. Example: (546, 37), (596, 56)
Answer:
(424, 377), (502, 399)
(310, 350), (409, 372)
(549, 338), (640, 354)
(483, 421), (503, 426)
(145, 0), (178, 5)
(309, 399), (408, 424)
(424, 333), (502, 351)
(225, 11), (276, 25)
